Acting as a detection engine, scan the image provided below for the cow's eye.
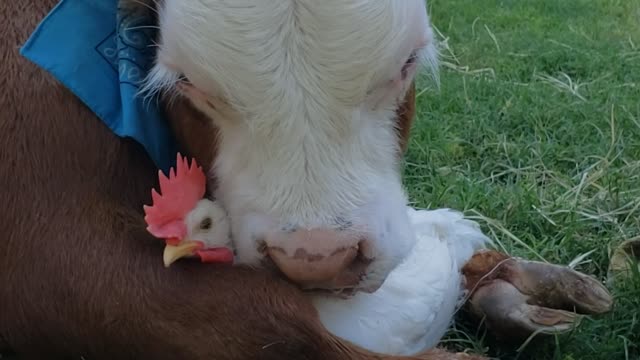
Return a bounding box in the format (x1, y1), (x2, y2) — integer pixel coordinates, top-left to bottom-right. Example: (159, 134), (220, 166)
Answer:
(401, 51), (418, 80)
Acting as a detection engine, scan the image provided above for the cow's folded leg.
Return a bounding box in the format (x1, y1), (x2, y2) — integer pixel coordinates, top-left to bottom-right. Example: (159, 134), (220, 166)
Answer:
(461, 250), (613, 342)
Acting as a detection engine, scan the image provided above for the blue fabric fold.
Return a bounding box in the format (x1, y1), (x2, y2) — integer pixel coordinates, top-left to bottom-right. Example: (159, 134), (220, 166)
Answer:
(20, 0), (179, 172)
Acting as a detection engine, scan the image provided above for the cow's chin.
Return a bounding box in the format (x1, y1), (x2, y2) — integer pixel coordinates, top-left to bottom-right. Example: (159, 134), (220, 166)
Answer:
(219, 178), (418, 296)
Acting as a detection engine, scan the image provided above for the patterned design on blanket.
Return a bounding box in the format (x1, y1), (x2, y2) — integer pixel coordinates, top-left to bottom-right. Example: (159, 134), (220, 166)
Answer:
(96, 8), (157, 87)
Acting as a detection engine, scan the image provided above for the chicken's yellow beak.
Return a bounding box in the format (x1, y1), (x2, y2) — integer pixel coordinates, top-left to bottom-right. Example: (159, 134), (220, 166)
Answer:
(163, 240), (203, 268)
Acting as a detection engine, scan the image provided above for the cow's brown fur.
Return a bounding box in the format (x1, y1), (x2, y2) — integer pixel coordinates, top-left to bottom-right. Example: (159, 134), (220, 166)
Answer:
(0, 1), (481, 359)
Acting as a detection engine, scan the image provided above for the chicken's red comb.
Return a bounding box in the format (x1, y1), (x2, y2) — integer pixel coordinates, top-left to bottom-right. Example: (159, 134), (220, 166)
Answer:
(143, 153), (206, 239)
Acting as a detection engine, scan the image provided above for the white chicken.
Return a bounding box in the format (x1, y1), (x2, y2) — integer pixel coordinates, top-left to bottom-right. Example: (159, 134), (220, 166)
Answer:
(312, 207), (489, 355)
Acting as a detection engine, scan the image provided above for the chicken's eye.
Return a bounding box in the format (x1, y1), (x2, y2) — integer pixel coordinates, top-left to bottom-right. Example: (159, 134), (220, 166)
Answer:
(200, 217), (212, 230)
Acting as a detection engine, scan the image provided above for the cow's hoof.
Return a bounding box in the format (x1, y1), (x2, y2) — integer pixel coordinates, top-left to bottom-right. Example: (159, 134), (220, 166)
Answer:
(462, 250), (613, 342)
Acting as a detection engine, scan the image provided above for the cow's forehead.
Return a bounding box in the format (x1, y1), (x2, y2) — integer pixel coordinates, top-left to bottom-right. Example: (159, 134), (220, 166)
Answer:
(154, 0), (430, 109)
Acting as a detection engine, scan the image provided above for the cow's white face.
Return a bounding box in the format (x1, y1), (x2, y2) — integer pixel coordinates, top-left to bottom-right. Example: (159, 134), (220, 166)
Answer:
(147, 0), (438, 293)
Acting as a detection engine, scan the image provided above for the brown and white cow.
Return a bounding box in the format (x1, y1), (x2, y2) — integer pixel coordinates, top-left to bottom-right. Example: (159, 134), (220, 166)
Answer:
(0, 0), (611, 359)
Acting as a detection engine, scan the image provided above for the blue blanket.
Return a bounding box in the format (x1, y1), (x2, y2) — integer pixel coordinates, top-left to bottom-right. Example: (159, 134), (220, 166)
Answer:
(20, 0), (179, 172)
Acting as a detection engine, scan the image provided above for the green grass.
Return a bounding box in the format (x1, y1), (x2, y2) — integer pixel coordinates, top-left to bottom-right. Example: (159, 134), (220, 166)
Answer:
(405, 0), (640, 359)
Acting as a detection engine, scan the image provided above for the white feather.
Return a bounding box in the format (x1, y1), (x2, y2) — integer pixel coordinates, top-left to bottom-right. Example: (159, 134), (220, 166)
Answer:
(313, 207), (490, 355)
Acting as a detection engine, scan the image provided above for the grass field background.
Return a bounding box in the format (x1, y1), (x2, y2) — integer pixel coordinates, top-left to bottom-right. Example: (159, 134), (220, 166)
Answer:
(406, 0), (640, 359)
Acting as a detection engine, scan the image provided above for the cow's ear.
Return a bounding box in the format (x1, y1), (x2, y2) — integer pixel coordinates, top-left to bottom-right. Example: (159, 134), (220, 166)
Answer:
(395, 81), (416, 155)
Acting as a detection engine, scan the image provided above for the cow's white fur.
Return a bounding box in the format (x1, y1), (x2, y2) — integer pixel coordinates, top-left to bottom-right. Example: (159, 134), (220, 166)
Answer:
(145, 0), (438, 290)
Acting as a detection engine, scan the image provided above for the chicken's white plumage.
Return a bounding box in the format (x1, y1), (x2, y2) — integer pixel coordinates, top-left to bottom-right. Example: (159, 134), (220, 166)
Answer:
(312, 208), (490, 355)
